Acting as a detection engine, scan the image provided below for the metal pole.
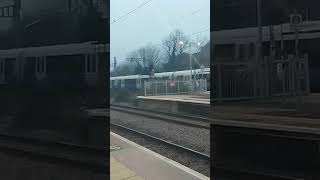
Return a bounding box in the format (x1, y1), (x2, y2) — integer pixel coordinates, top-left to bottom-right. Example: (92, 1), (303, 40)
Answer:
(190, 43), (193, 94)
(257, 0), (262, 58)
(256, 0), (262, 98)
(165, 80), (168, 95)
(144, 81), (147, 96)
(295, 27), (302, 110)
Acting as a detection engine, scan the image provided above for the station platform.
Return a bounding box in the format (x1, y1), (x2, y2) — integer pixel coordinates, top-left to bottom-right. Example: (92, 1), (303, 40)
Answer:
(136, 94), (210, 116)
(137, 94), (210, 105)
(110, 132), (209, 180)
(209, 93), (320, 134)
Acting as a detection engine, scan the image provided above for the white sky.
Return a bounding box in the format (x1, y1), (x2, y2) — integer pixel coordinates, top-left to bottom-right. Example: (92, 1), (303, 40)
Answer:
(110, 0), (210, 65)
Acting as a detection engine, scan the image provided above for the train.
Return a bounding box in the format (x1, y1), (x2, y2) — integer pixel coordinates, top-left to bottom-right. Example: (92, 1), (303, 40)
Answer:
(0, 41), (108, 87)
(110, 68), (210, 91)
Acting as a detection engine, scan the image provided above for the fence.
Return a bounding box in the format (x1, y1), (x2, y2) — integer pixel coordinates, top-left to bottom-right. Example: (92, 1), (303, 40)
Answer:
(212, 62), (255, 101)
(144, 79), (207, 96)
(267, 54), (310, 97)
(212, 54), (310, 102)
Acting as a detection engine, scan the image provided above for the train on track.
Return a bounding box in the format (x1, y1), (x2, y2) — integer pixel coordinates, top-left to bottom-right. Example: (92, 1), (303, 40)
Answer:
(110, 68), (210, 91)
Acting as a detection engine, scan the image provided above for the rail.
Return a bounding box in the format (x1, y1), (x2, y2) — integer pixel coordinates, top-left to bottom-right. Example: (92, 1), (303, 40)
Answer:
(110, 122), (210, 159)
(110, 104), (210, 129)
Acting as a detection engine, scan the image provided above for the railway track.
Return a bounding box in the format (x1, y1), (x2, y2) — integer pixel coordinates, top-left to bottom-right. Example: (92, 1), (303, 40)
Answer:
(111, 104), (210, 129)
(110, 122), (210, 176)
(111, 122), (210, 159)
(0, 132), (107, 173)
(111, 104), (310, 179)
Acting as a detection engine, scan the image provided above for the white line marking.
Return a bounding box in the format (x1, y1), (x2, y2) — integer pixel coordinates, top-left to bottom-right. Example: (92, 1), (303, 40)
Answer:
(110, 132), (210, 180)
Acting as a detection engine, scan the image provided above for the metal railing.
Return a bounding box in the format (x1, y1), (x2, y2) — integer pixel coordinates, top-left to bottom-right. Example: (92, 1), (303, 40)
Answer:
(212, 62), (255, 101)
(144, 79), (207, 96)
(212, 54), (310, 102)
(267, 54), (310, 97)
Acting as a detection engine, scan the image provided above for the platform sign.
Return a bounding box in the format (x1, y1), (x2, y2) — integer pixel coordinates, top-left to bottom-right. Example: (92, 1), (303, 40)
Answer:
(290, 13), (303, 29)
(169, 82), (176, 87)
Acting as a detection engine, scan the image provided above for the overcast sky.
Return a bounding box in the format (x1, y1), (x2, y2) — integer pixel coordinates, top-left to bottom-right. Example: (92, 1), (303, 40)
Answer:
(110, 0), (210, 65)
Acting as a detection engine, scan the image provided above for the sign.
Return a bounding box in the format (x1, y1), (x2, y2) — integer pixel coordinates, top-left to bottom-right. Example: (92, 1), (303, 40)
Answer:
(169, 82), (176, 87)
(290, 13), (303, 29)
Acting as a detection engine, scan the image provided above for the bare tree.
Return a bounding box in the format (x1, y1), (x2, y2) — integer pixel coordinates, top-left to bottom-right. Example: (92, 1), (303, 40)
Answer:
(129, 44), (161, 74)
(138, 44), (161, 70)
(112, 62), (135, 76)
(162, 29), (189, 70)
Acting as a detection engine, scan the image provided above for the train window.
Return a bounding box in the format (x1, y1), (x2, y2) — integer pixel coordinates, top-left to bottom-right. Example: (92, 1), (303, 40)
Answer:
(87, 54), (97, 73)
(36, 57), (45, 73)
(41, 57), (45, 72)
(8, 6), (13, 17)
(3, 6), (8, 16)
(91, 55), (97, 72)
(136, 79), (141, 88)
(36, 58), (40, 73)
(239, 44), (245, 61)
(86, 56), (91, 72)
(121, 79), (125, 88)
(0, 60), (3, 73)
(249, 43), (255, 58)
(215, 44), (235, 61)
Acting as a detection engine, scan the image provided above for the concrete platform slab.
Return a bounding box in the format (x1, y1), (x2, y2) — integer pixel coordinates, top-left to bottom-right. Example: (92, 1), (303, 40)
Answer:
(137, 95), (210, 105)
(110, 132), (209, 180)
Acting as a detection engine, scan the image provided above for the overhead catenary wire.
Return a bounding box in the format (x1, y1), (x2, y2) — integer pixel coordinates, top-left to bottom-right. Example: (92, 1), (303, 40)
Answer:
(111, 0), (153, 25)
(186, 29), (210, 37)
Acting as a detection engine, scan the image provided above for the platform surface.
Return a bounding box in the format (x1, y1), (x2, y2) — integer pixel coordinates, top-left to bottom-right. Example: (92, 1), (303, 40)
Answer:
(210, 93), (320, 134)
(137, 94), (210, 105)
(110, 132), (209, 180)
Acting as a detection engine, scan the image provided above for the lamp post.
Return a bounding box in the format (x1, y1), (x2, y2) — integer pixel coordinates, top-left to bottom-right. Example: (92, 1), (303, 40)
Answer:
(179, 41), (201, 94)
(255, 0), (262, 98)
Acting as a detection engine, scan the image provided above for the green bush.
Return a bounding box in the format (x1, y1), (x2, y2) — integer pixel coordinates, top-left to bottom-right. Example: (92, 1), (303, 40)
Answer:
(110, 89), (138, 103)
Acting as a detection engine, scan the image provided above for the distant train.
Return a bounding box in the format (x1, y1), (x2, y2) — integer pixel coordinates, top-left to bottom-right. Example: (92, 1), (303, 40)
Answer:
(110, 68), (210, 91)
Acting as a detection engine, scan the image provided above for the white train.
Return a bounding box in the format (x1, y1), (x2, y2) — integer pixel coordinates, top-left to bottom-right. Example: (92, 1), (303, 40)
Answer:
(110, 68), (210, 91)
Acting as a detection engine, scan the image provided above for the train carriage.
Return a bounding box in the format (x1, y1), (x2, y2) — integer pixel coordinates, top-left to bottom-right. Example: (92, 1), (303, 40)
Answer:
(110, 68), (211, 92)
(0, 41), (108, 87)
